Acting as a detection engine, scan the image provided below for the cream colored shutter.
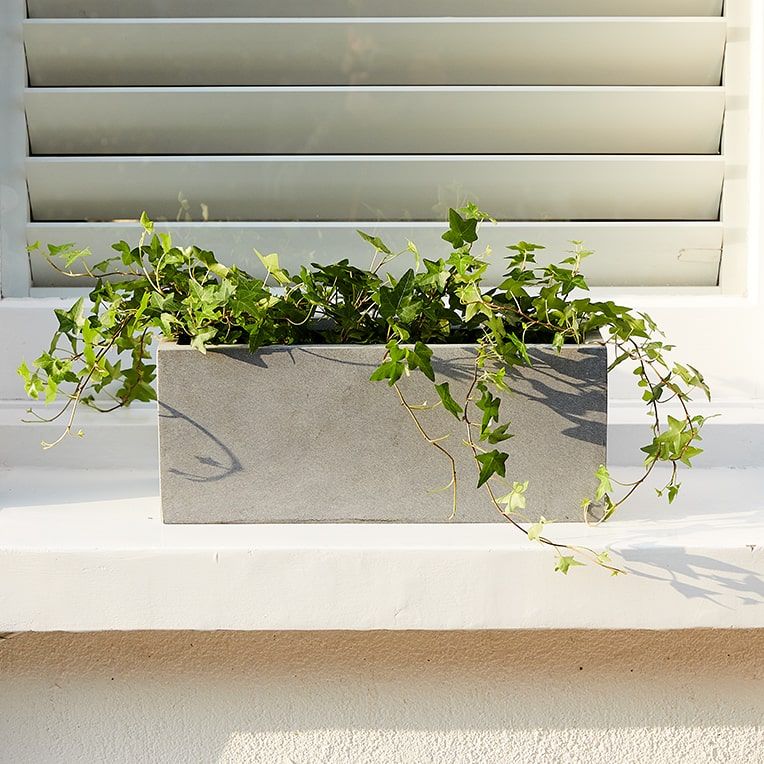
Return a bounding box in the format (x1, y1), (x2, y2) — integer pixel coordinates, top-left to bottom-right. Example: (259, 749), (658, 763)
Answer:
(23, 2), (726, 288)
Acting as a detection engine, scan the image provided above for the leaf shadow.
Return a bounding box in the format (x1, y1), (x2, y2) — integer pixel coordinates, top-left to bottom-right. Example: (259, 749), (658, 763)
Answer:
(619, 545), (764, 608)
(159, 402), (243, 483)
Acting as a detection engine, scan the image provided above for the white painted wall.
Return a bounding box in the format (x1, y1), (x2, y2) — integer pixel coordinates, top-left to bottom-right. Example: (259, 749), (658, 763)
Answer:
(0, 630), (762, 763)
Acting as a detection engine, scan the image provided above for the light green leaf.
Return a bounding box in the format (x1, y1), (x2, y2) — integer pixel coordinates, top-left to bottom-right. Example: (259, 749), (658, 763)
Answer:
(497, 481), (529, 514)
(594, 464), (613, 502)
(140, 211), (154, 234)
(357, 230), (392, 256)
(434, 382), (463, 418)
(527, 515), (547, 541)
(190, 327), (217, 353)
(158, 231), (173, 253)
(555, 555), (584, 575)
(256, 251), (290, 286)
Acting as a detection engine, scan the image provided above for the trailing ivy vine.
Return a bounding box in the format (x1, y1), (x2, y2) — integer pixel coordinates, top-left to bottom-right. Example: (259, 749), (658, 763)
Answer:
(19, 207), (711, 573)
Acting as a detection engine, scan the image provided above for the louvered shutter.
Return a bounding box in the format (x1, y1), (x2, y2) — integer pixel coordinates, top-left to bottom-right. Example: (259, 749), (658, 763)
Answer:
(23, 2), (726, 288)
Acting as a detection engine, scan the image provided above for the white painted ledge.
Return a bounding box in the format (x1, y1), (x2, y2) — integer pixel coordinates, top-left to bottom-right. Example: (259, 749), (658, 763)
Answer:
(0, 466), (762, 632)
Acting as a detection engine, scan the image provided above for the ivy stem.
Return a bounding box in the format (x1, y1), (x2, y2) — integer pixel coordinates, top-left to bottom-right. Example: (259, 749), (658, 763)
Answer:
(40, 314), (132, 449)
(393, 382), (458, 519)
(460, 359), (625, 575)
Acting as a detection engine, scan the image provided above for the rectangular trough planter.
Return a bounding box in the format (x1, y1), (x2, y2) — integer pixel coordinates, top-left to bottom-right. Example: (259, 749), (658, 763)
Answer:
(157, 342), (607, 524)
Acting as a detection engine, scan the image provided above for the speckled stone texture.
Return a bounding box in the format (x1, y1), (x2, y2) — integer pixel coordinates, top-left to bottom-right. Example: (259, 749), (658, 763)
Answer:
(157, 343), (606, 524)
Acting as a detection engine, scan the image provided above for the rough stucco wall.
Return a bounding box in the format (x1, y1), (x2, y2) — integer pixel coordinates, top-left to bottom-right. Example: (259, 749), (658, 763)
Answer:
(0, 630), (762, 763)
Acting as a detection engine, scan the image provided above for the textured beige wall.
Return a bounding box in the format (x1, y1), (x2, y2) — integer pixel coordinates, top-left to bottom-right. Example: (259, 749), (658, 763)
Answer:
(0, 630), (762, 763)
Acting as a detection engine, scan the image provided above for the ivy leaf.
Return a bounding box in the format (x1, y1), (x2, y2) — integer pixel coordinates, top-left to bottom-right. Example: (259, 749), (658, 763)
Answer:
(555, 556), (584, 575)
(197, 249), (231, 279)
(419, 259), (449, 292)
(54, 297), (86, 334)
(140, 211), (154, 235)
(442, 208), (478, 249)
(370, 359), (405, 386)
(594, 551), (613, 567)
(256, 251), (290, 285)
(44, 377), (58, 404)
(527, 515), (547, 541)
(406, 342), (435, 381)
(357, 230), (392, 256)
(458, 202), (494, 222)
(190, 327), (217, 353)
(475, 386), (501, 434)
(17, 361), (31, 384)
(497, 481), (529, 514)
(111, 240), (138, 266)
(475, 449), (508, 488)
(482, 422), (513, 444)
(378, 269), (416, 320)
(157, 231), (173, 254)
(506, 334), (533, 367)
(406, 240), (421, 270)
(370, 343), (407, 386)
(434, 382), (463, 418)
(159, 312), (179, 338)
(594, 464), (613, 502)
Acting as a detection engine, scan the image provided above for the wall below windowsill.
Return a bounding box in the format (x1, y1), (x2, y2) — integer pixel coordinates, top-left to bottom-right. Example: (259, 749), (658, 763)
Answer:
(0, 465), (762, 632)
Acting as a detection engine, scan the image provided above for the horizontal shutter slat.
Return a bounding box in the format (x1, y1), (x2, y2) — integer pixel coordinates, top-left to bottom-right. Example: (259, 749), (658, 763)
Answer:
(21, 6), (730, 293)
(26, 156), (724, 223)
(27, 1), (724, 18)
(26, 87), (724, 156)
(27, 221), (722, 288)
(23, 19), (726, 87)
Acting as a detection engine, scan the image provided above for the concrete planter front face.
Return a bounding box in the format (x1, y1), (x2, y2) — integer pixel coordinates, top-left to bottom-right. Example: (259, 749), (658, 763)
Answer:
(157, 343), (607, 524)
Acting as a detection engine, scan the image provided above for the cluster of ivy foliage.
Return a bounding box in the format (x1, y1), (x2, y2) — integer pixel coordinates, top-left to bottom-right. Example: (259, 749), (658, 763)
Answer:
(19, 206), (711, 573)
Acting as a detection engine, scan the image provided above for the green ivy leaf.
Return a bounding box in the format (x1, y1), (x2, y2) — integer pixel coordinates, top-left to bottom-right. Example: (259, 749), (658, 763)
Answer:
(482, 422), (513, 444)
(475, 449), (508, 488)
(378, 269), (416, 321)
(256, 251), (290, 286)
(196, 249), (231, 279)
(406, 342), (435, 381)
(370, 359), (405, 386)
(434, 382), (463, 418)
(140, 211), (154, 235)
(357, 230), (393, 256)
(475, 386), (501, 434)
(442, 208), (478, 249)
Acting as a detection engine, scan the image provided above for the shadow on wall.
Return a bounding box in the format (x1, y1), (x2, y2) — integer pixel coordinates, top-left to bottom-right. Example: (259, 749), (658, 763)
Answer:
(160, 402), (243, 484)
(0, 629), (762, 763)
(622, 546), (764, 608)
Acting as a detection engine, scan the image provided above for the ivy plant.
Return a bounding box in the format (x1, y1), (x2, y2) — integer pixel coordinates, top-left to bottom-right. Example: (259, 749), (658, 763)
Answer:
(20, 207), (711, 574)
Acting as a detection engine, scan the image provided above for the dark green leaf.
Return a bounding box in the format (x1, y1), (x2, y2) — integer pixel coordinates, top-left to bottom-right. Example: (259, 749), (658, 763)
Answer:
(475, 449), (508, 488)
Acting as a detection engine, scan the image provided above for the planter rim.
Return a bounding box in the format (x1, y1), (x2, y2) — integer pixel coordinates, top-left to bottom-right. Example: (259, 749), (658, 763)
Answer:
(158, 338), (605, 352)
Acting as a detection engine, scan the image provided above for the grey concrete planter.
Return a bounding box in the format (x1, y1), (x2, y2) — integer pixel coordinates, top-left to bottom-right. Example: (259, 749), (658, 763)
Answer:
(157, 342), (606, 524)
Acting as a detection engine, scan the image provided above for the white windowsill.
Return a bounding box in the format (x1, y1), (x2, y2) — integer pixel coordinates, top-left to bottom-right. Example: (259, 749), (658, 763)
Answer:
(0, 465), (762, 632)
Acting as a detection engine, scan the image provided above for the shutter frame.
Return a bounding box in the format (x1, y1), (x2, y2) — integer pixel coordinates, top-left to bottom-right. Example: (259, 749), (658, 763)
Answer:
(21, 6), (728, 289)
